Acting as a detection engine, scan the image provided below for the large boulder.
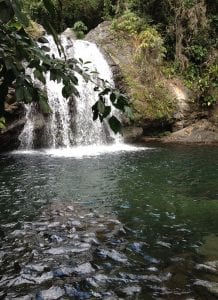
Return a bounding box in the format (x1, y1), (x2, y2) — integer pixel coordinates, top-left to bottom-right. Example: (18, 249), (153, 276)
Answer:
(162, 119), (218, 144)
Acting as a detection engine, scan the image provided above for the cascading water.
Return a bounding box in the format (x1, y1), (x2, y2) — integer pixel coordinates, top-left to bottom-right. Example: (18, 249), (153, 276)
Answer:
(19, 104), (35, 149)
(19, 31), (121, 149)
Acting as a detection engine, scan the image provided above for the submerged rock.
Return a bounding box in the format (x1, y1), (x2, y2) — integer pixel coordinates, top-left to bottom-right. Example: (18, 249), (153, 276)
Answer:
(121, 285), (141, 296)
(37, 286), (65, 300)
(96, 249), (128, 263)
(194, 279), (218, 297)
(73, 262), (95, 275)
(195, 262), (218, 274)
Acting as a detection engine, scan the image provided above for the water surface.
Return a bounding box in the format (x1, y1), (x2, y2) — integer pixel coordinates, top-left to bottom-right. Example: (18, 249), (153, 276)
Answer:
(0, 144), (218, 299)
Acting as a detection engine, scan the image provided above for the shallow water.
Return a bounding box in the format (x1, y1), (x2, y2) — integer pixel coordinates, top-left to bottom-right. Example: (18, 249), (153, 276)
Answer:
(0, 144), (218, 299)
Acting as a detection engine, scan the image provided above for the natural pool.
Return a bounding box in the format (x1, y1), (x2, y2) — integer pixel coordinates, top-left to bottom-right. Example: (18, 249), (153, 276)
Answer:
(0, 144), (218, 299)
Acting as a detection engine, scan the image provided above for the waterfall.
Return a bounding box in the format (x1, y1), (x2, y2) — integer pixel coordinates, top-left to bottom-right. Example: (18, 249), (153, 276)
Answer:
(19, 32), (121, 149)
(19, 104), (35, 149)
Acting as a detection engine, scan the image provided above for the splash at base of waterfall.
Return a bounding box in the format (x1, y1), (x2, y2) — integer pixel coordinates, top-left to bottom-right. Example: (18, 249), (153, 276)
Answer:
(13, 143), (149, 159)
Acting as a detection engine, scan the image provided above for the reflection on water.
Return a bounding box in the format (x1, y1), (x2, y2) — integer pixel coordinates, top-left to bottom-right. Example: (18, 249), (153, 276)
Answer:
(0, 145), (218, 299)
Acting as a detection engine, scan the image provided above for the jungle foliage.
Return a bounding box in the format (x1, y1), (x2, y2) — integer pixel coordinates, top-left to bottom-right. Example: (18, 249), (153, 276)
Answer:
(117, 0), (218, 107)
(21, 0), (217, 107)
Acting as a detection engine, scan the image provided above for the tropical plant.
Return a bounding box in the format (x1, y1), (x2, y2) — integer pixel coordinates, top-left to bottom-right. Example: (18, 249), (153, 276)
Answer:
(73, 21), (88, 39)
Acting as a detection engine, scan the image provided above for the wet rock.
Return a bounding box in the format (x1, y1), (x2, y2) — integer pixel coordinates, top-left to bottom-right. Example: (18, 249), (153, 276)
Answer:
(156, 241), (171, 248)
(129, 242), (145, 253)
(10, 295), (33, 300)
(198, 234), (218, 260)
(82, 237), (99, 245)
(50, 234), (63, 243)
(147, 267), (158, 272)
(70, 220), (82, 227)
(37, 286), (65, 300)
(67, 205), (74, 212)
(8, 275), (36, 287)
(73, 262), (95, 275)
(121, 285), (141, 296)
(87, 274), (109, 288)
(97, 249), (128, 263)
(195, 262), (217, 274)
(44, 247), (68, 255)
(10, 229), (26, 237)
(64, 285), (91, 299)
(53, 267), (74, 278)
(101, 291), (119, 299)
(144, 254), (160, 264)
(162, 119), (218, 144)
(45, 243), (91, 255)
(48, 222), (60, 228)
(194, 279), (218, 297)
(24, 263), (48, 273)
(8, 271), (54, 287)
(0, 251), (5, 260)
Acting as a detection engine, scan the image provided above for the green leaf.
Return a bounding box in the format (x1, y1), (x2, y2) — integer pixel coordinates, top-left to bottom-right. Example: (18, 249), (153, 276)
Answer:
(34, 69), (46, 84)
(15, 86), (24, 101)
(23, 87), (32, 103)
(97, 100), (105, 114)
(42, 0), (57, 20)
(110, 92), (117, 103)
(108, 116), (121, 134)
(92, 102), (99, 121)
(12, 0), (29, 26)
(99, 87), (111, 96)
(0, 0), (13, 23)
(39, 97), (51, 114)
(0, 117), (6, 129)
(8, 20), (22, 30)
(103, 106), (111, 118)
(113, 95), (128, 112)
(62, 85), (73, 98)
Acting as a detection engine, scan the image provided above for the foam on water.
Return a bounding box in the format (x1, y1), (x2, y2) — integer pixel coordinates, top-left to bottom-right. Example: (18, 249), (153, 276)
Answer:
(13, 144), (149, 159)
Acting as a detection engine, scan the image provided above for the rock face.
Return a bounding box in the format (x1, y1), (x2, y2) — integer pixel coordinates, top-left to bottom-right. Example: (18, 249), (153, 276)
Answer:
(0, 106), (46, 152)
(0, 118), (25, 152)
(86, 21), (131, 94)
(168, 79), (194, 131)
(162, 119), (218, 144)
(86, 21), (218, 144)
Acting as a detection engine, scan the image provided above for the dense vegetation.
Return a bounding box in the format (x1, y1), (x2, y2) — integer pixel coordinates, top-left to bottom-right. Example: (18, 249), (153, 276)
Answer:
(113, 0), (217, 108)
(23, 0), (217, 111)
(0, 0), (217, 129)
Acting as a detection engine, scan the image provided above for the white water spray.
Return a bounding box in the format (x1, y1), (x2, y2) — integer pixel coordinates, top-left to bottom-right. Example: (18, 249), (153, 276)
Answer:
(19, 31), (121, 149)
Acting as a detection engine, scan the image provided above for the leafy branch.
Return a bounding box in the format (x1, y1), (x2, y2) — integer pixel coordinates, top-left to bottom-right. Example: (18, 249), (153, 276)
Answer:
(0, 0), (130, 133)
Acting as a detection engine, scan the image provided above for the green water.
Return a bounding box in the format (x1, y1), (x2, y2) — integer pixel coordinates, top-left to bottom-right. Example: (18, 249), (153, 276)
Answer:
(0, 144), (218, 299)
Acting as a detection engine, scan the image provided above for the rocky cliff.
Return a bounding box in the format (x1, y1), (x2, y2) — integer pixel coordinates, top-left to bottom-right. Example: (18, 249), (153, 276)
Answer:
(86, 21), (218, 145)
